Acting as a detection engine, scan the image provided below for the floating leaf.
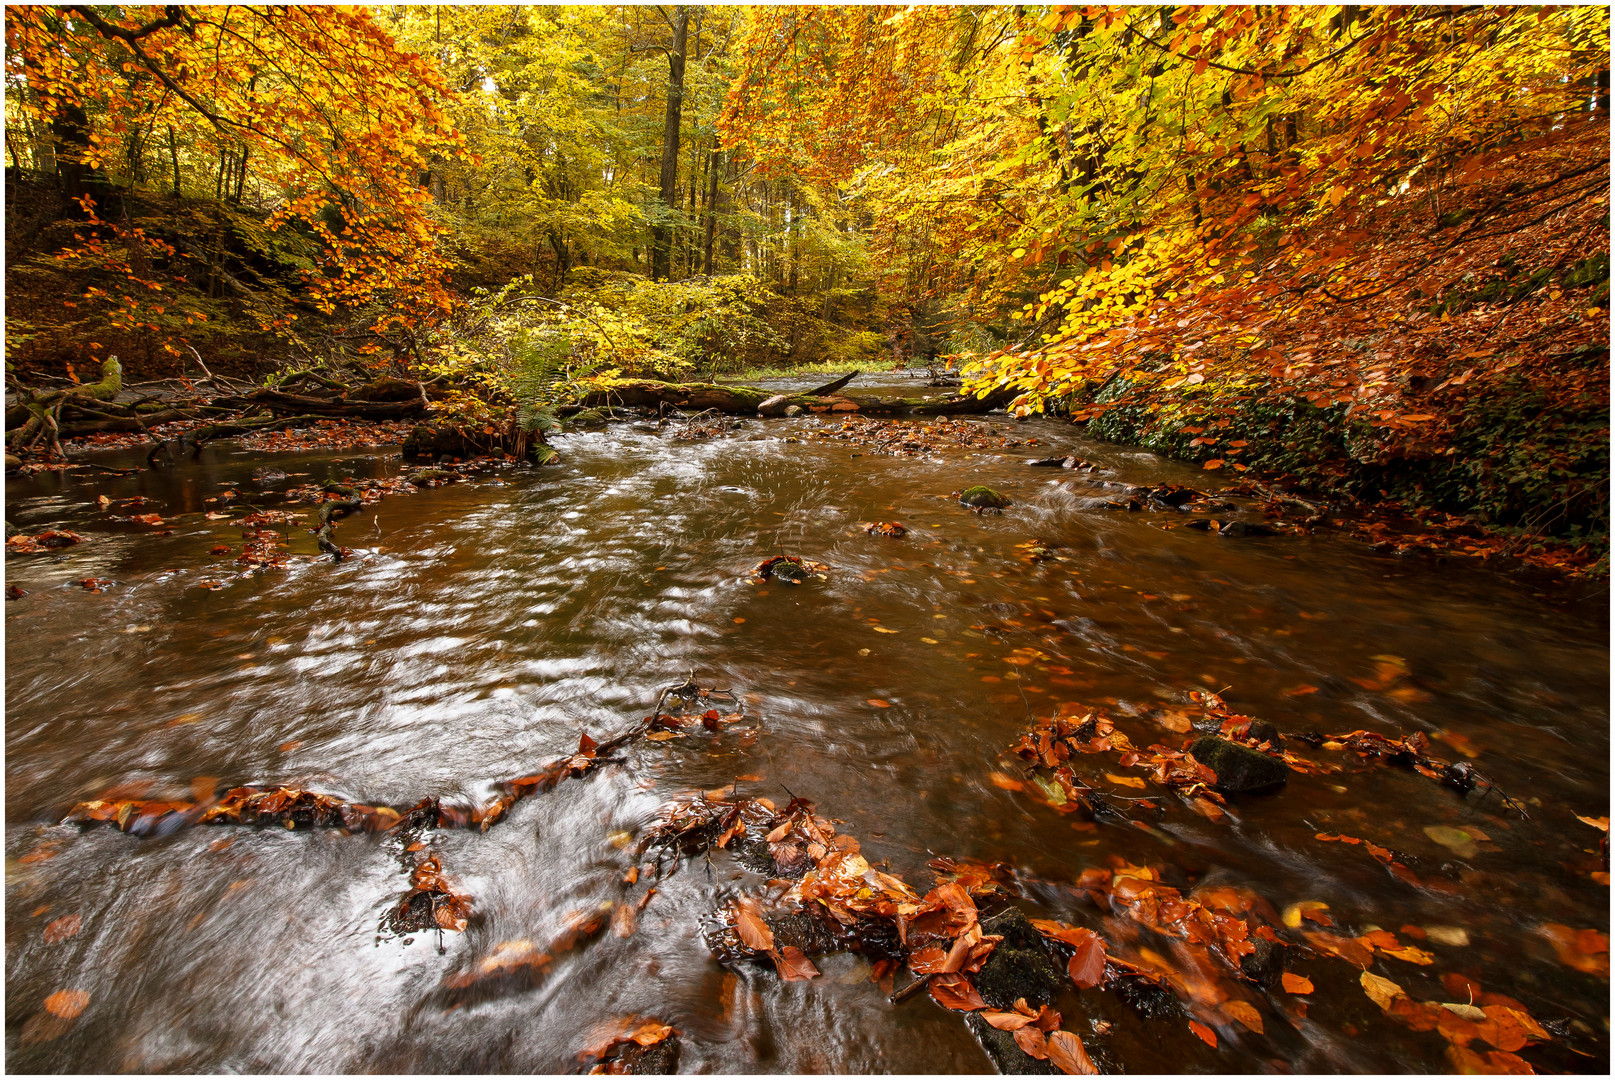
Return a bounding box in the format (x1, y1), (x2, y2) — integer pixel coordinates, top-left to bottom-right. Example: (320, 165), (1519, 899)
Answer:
(1361, 971), (1404, 1011)
(775, 945), (820, 981)
(1222, 1000), (1264, 1033)
(1187, 1019), (1217, 1048)
(42, 914), (81, 944)
(1281, 972), (1314, 995)
(43, 990), (89, 1020)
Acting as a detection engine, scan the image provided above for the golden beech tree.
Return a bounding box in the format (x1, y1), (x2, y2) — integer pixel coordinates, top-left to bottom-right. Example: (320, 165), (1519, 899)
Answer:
(5, 4), (469, 361)
(721, 4), (1609, 439)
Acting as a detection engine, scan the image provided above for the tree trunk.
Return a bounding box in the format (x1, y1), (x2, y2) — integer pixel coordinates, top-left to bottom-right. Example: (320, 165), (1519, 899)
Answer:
(703, 137), (721, 275)
(651, 6), (689, 282)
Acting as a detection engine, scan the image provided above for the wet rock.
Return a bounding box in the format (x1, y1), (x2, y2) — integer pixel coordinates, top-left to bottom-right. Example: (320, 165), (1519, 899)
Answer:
(783, 405), (804, 418)
(764, 911), (839, 956)
(960, 486), (1011, 510)
(1144, 484), (1196, 508)
(1189, 735), (1289, 794)
(1112, 971), (1181, 1020)
(5, 453), (21, 472)
(964, 1013), (1060, 1075)
(1027, 455), (1090, 469)
(974, 908), (1062, 1009)
(1184, 518), (1275, 537)
(757, 394), (791, 417)
(1243, 719), (1284, 748)
(1239, 934), (1286, 990)
(610, 1032), (680, 1074)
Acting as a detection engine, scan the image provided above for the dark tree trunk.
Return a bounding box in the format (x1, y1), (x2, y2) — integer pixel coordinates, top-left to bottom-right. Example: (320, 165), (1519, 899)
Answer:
(651, 6), (689, 282)
(703, 136), (721, 275)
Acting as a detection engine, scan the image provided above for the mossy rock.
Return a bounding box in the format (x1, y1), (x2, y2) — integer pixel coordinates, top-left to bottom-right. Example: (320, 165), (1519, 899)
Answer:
(960, 485), (1010, 510)
(973, 908), (1062, 1009)
(1189, 735), (1289, 794)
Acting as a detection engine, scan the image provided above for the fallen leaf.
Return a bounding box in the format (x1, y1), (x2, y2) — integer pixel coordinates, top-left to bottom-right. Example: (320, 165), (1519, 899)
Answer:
(988, 771), (1025, 791)
(1187, 1019), (1218, 1048)
(1425, 926), (1470, 947)
(733, 897), (774, 953)
(44, 990), (89, 1020)
(983, 1009), (1036, 1031)
(1222, 999), (1264, 1034)
(867, 699), (891, 708)
(1361, 970), (1404, 1010)
(1281, 972), (1314, 995)
(1046, 1029), (1098, 1073)
(775, 945), (820, 981)
(43, 915), (81, 944)
(1067, 938), (1107, 989)
(929, 973), (986, 1011)
(1013, 1024), (1050, 1060)
(1382, 944), (1436, 965)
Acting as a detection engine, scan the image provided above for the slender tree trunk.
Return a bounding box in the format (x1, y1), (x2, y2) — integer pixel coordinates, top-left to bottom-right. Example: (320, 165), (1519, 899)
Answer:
(703, 137), (721, 275)
(166, 124), (181, 196)
(651, 5), (689, 282)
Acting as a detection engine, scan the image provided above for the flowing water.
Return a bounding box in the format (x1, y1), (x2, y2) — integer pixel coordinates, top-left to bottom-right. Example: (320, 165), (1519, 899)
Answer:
(6, 394), (1609, 1073)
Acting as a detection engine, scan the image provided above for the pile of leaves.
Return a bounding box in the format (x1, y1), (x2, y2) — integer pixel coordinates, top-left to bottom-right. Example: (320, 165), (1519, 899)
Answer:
(5, 530), (85, 554)
(389, 855), (473, 934)
(803, 416), (1033, 457)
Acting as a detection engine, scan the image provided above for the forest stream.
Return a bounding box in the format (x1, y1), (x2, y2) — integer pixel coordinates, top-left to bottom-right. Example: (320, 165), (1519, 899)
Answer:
(5, 397), (1609, 1073)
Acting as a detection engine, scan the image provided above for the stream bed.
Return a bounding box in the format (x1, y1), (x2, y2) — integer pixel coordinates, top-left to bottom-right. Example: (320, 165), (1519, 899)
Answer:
(6, 407), (1609, 1073)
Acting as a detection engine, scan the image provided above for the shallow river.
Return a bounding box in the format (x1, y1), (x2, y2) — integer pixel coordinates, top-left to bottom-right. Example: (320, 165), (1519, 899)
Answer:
(5, 399), (1609, 1072)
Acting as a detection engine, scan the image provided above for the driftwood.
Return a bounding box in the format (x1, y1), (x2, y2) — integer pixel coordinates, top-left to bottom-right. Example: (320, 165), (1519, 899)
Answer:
(578, 379), (1015, 417)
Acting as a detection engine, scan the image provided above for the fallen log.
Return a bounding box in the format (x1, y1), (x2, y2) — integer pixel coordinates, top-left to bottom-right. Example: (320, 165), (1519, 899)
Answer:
(578, 379), (1015, 417)
(210, 387), (426, 419)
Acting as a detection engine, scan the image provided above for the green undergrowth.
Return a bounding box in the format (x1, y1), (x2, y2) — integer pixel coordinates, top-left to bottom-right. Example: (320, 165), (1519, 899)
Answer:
(1085, 374), (1610, 562)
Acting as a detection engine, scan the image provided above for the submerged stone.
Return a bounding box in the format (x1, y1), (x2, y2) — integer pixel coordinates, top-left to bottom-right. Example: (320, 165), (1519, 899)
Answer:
(1189, 735), (1289, 794)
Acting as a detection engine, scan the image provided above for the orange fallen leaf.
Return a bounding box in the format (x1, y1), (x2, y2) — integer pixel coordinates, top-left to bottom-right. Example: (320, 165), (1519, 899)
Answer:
(1013, 1024), (1050, 1060)
(44, 990), (89, 1020)
(43, 915), (81, 944)
(1281, 972), (1314, 995)
(929, 973), (986, 1011)
(988, 771), (1025, 791)
(867, 699), (891, 708)
(775, 945), (820, 981)
(1222, 999), (1264, 1034)
(1046, 1029), (1097, 1074)
(1361, 970), (1404, 1010)
(733, 897), (774, 953)
(1188, 1020), (1217, 1048)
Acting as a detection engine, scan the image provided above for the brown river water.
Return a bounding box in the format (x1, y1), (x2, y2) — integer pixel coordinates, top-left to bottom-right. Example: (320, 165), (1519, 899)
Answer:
(5, 387), (1609, 1072)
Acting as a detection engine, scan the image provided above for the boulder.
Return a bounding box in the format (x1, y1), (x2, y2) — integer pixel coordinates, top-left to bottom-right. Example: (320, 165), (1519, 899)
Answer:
(963, 908), (1064, 1074)
(974, 908), (1062, 1009)
(784, 405), (804, 417)
(1189, 735), (1289, 794)
(757, 394), (792, 417)
(960, 485), (1011, 510)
